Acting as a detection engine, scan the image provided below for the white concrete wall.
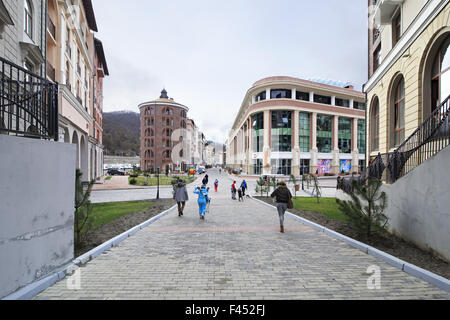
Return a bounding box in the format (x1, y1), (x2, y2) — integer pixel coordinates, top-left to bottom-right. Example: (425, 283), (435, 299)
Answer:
(336, 145), (450, 262)
(0, 135), (76, 298)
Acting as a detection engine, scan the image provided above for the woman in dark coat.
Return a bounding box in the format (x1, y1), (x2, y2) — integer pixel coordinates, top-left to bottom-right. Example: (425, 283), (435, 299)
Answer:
(270, 180), (292, 233)
(174, 179), (189, 216)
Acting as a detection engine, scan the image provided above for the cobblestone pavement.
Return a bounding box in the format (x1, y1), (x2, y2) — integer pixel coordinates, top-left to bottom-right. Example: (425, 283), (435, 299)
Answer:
(35, 169), (449, 300)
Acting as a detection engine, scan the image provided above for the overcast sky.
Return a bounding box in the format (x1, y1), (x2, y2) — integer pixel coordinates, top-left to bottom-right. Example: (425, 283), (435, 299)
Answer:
(92, 0), (368, 144)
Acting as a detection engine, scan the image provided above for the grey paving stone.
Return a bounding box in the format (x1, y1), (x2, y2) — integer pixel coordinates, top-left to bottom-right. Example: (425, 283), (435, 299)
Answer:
(34, 169), (450, 300)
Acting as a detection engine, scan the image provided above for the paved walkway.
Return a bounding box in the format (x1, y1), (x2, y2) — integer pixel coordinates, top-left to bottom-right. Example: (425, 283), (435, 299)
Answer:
(35, 169), (449, 300)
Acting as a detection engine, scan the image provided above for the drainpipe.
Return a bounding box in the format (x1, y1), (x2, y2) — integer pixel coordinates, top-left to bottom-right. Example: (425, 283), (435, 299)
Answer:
(42, 0), (47, 79)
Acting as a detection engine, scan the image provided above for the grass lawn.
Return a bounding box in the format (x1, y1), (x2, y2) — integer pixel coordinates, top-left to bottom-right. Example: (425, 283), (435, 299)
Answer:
(291, 197), (348, 222)
(105, 176), (112, 181)
(85, 200), (155, 231)
(128, 175), (193, 186)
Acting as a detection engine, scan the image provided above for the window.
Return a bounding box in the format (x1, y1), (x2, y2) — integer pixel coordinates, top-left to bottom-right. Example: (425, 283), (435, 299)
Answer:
(253, 159), (262, 175)
(145, 108), (154, 115)
(24, 0), (33, 38)
(392, 76), (405, 147)
(166, 118), (170, 126)
(373, 44), (381, 73)
(271, 111), (292, 152)
(181, 110), (187, 118)
(358, 119), (366, 154)
(145, 128), (154, 136)
(296, 91), (309, 101)
(270, 89), (291, 99)
(338, 118), (352, 154)
(431, 35), (450, 109)
(180, 120), (186, 128)
(392, 10), (401, 47)
(256, 91), (266, 102)
(166, 128), (172, 137)
(300, 159), (310, 175)
(335, 98), (350, 108)
(165, 108), (173, 115)
(354, 101), (366, 110)
(299, 112), (310, 152)
(271, 159), (291, 175)
(371, 97), (379, 152)
(314, 94), (331, 105)
(316, 114), (332, 153)
(252, 113), (264, 152)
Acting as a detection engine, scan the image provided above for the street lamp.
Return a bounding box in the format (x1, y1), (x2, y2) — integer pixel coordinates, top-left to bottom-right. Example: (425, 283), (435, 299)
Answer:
(156, 166), (160, 199)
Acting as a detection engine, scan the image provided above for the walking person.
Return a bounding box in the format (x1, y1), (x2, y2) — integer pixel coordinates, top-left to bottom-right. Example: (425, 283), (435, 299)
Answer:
(202, 174), (209, 186)
(174, 178), (189, 217)
(194, 185), (209, 220)
(214, 179), (219, 192)
(270, 181), (293, 233)
(240, 180), (248, 196)
(231, 181), (237, 200)
(238, 187), (244, 202)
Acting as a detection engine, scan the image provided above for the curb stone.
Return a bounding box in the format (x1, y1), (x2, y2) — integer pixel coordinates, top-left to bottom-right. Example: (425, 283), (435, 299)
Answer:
(250, 195), (450, 293)
(2, 204), (177, 300)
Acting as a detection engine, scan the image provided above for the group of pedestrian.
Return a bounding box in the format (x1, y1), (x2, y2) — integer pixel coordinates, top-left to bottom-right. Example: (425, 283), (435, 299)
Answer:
(231, 180), (247, 202)
(174, 170), (292, 233)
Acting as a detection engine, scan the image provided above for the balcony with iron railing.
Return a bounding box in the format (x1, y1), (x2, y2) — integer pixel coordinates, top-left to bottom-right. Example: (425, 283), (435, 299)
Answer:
(0, 56), (58, 140)
(338, 94), (450, 192)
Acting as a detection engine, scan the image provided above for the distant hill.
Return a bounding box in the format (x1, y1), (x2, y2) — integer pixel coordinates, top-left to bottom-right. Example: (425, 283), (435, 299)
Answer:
(103, 111), (140, 156)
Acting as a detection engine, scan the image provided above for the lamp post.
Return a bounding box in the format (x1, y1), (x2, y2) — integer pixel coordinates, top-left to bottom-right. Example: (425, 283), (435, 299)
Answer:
(156, 166), (160, 199)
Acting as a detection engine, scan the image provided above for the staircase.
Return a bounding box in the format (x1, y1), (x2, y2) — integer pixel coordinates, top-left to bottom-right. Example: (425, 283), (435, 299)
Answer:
(338, 94), (450, 192)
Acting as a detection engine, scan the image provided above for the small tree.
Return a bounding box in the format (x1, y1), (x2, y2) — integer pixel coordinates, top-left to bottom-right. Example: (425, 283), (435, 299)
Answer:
(288, 174), (299, 198)
(310, 174), (322, 203)
(256, 177), (266, 197)
(336, 178), (388, 239)
(74, 169), (95, 247)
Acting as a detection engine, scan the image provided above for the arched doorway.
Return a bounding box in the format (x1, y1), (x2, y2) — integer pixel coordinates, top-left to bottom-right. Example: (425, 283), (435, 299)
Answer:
(388, 74), (405, 148)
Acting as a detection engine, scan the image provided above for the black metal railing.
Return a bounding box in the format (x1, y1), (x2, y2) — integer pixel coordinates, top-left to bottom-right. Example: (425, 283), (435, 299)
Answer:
(0, 56), (58, 140)
(386, 94), (449, 182)
(338, 94), (450, 192)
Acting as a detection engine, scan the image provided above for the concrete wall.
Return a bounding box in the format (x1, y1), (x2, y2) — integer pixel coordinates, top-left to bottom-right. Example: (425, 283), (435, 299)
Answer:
(0, 135), (76, 298)
(337, 145), (450, 262)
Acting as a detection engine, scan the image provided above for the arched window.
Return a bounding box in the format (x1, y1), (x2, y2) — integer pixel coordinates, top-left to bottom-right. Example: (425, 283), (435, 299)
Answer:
(180, 120), (186, 128)
(431, 35), (450, 109)
(145, 108), (154, 115)
(181, 110), (186, 118)
(24, 0), (33, 39)
(165, 108), (172, 115)
(166, 128), (172, 137)
(391, 75), (405, 148)
(371, 97), (379, 152)
(145, 128), (154, 137)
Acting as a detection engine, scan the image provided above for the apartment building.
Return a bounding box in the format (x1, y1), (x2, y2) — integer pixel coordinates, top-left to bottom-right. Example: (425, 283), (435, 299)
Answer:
(46, 0), (107, 181)
(365, 0), (449, 163)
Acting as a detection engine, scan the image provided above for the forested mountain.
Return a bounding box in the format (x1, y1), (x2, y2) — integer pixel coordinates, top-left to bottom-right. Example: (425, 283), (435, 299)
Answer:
(103, 111), (140, 156)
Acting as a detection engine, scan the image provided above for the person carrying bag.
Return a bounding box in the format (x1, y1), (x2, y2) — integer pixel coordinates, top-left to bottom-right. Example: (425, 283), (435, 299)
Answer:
(270, 180), (293, 233)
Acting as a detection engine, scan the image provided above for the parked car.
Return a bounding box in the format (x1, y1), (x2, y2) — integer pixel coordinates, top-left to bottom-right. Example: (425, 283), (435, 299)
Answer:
(197, 168), (205, 174)
(107, 168), (125, 176)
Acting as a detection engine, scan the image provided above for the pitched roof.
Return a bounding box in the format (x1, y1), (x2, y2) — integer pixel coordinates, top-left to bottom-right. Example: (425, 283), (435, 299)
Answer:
(82, 0), (98, 32)
(94, 37), (109, 75)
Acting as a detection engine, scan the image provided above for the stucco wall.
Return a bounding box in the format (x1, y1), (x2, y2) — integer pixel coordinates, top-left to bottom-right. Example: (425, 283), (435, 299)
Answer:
(0, 135), (76, 298)
(337, 145), (450, 262)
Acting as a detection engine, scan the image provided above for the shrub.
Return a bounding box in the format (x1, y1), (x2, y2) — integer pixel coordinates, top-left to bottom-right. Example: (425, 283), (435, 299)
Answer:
(130, 178), (137, 185)
(74, 169), (95, 247)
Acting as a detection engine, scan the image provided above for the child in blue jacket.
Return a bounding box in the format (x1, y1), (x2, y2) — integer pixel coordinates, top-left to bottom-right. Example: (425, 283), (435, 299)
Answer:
(194, 185), (209, 219)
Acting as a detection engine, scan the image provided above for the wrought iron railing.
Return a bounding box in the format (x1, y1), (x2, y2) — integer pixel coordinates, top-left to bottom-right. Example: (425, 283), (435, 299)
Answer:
(338, 94), (450, 192)
(0, 56), (58, 140)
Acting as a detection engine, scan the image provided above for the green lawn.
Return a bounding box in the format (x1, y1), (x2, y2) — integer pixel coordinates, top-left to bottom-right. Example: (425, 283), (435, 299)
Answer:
(85, 200), (155, 231)
(128, 175), (193, 186)
(292, 197), (348, 222)
(105, 176), (112, 181)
